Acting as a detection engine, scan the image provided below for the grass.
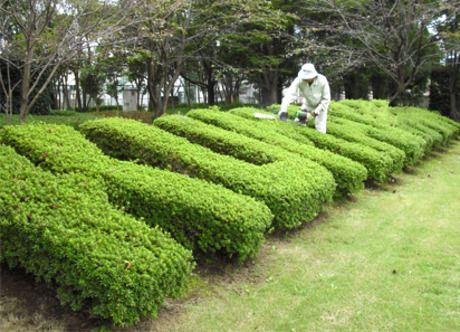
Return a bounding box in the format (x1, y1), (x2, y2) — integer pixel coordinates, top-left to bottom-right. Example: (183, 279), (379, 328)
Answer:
(0, 138), (459, 331)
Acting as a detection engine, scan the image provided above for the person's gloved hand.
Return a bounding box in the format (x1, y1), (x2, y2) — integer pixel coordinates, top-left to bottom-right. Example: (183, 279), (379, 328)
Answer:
(278, 110), (288, 121)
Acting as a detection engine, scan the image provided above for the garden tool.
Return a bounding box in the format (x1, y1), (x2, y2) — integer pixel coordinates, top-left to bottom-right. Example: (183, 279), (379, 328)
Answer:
(253, 112), (276, 120)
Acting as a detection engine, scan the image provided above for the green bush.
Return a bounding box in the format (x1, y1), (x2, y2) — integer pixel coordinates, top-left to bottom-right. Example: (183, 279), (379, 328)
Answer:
(81, 117), (336, 231)
(346, 100), (460, 132)
(180, 110), (367, 194)
(391, 107), (460, 143)
(398, 120), (444, 151)
(327, 117), (408, 170)
(154, 114), (284, 165)
(335, 100), (399, 127)
(273, 101), (426, 165)
(334, 100), (459, 145)
(0, 145), (193, 326)
(224, 107), (394, 184)
(329, 103), (426, 165)
(0, 124), (272, 260)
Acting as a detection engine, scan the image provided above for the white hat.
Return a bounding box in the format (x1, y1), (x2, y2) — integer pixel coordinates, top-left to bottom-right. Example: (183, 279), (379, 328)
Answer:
(298, 63), (318, 80)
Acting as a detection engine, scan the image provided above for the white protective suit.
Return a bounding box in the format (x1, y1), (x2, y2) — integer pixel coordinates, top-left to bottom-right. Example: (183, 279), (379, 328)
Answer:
(280, 74), (331, 133)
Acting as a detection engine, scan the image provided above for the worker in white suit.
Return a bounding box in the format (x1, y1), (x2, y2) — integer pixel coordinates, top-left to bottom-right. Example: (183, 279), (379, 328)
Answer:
(278, 63), (331, 133)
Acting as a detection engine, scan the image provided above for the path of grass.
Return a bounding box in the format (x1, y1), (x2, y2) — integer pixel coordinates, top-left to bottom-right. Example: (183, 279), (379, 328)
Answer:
(1, 142), (459, 332)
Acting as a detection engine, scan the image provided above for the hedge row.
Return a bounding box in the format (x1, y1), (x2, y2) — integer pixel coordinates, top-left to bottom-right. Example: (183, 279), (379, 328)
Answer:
(391, 106), (460, 143)
(180, 109), (367, 194)
(326, 116), (410, 168)
(329, 103), (427, 165)
(80, 117), (336, 230)
(335, 100), (459, 144)
(325, 120), (406, 172)
(335, 101), (460, 154)
(0, 145), (193, 326)
(0, 125), (272, 260)
(270, 100), (457, 160)
(223, 107), (394, 183)
(397, 120), (444, 152)
(285, 106), (408, 170)
(345, 100), (460, 132)
(332, 100), (399, 128)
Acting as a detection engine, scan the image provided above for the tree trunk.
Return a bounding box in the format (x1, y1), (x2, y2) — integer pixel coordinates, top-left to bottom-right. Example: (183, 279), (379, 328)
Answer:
(62, 75), (70, 109)
(19, 60), (32, 123)
(135, 80), (142, 110)
(147, 60), (159, 112)
(371, 73), (391, 99)
(74, 69), (82, 112)
(56, 78), (62, 109)
(448, 51), (459, 120)
(82, 89), (88, 112)
(260, 71), (278, 106)
(140, 87), (145, 110)
(206, 63), (216, 105)
(344, 71), (369, 99)
(207, 79), (215, 105)
(19, 44), (32, 123)
(0, 62), (14, 124)
(389, 74), (408, 107)
(260, 86), (277, 106)
(154, 61), (182, 118)
(51, 81), (59, 110)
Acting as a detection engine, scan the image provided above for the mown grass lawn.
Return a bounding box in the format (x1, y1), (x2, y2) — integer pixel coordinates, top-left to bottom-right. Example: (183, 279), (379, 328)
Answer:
(1, 140), (459, 332)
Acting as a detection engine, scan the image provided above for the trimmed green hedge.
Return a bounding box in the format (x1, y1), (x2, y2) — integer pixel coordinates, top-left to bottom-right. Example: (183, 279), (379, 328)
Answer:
(332, 101), (399, 127)
(155, 114), (284, 165)
(80, 117), (336, 230)
(391, 106), (460, 143)
(0, 145), (193, 326)
(329, 103), (427, 165)
(397, 121), (443, 152)
(180, 110), (367, 194)
(326, 120), (405, 172)
(223, 107), (394, 183)
(344, 100), (460, 133)
(0, 125), (272, 260)
(270, 102), (427, 165)
(333, 100), (459, 145)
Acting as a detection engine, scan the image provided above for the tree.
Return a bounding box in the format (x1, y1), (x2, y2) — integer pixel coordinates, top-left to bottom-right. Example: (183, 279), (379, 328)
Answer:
(298, 0), (445, 106)
(0, 0), (131, 122)
(242, 1), (298, 106)
(122, 0), (286, 116)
